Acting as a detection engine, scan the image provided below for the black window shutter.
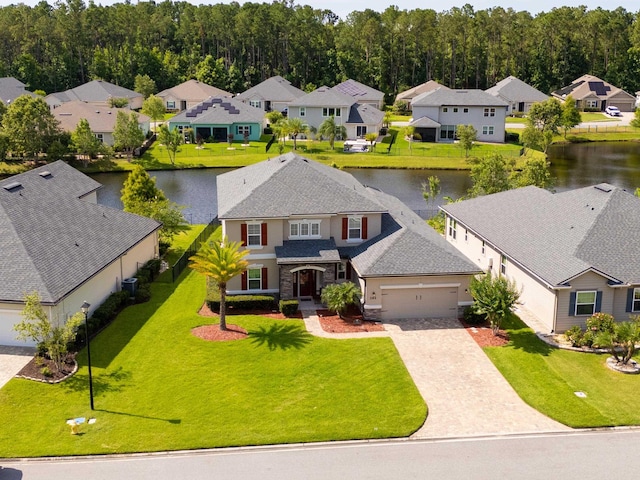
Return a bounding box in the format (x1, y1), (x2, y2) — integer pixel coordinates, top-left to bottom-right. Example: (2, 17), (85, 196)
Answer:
(626, 288), (634, 312)
(568, 292), (576, 316)
(595, 291), (603, 312)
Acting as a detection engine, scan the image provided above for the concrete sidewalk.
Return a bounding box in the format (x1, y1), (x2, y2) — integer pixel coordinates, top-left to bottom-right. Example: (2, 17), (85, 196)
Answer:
(298, 301), (568, 438)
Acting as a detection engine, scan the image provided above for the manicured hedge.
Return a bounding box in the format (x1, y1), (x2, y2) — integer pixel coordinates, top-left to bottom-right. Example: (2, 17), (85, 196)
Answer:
(207, 295), (276, 312)
(279, 300), (299, 317)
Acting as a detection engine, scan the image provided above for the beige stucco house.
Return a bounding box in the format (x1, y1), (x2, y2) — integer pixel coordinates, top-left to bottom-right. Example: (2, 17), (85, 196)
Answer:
(0, 161), (161, 346)
(157, 79), (231, 112)
(551, 75), (636, 112)
(218, 153), (480, 321)
(395, 80), (449, 110)
(234, 75), (305, 114)
(45, 80), (144, 110)
(485, 76), (548, 114)
(441, 184), (640, 333)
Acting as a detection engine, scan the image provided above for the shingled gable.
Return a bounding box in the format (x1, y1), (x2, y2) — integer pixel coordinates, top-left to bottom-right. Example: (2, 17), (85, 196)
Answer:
(0, 161), (161, 304)
(217, 152), (387, 219)
(442, 184), (640, 287)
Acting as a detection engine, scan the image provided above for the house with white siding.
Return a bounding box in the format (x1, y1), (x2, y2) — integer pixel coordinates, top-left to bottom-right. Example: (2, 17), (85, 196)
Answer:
(441, 184), (640, 333)
(218, 153), (480, 321)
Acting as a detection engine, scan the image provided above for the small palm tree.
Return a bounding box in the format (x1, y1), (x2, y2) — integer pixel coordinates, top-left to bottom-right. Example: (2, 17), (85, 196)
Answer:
(283, 117), (308, 150)
(318, 116), (347, 150)
(189, 236), (248, 331)
(594, 315), (640, 366)
(321, 282), (361, 319)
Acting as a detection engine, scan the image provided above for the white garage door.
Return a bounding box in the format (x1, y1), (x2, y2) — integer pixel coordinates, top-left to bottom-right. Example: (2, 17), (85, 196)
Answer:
(0, 310), (24, 346)
(380, 287), (458, 320)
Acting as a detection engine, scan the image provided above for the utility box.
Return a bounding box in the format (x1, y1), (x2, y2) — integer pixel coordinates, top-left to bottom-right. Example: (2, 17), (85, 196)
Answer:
(121, 277), (138, 296)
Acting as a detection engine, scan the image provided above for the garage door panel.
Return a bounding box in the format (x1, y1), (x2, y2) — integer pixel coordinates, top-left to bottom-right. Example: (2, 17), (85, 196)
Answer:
(381, 287), (458, 320)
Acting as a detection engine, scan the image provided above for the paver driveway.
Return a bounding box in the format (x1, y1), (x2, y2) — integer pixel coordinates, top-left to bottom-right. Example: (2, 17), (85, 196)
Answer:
(0, 346), (34, 388)
(384, 318), (570, 438)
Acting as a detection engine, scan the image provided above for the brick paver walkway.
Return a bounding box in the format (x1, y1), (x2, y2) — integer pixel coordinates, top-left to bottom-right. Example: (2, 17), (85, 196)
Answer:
(0, 346), (35, 388)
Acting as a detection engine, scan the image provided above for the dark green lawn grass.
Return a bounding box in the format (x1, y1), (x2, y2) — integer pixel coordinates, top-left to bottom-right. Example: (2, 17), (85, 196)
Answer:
(0, 270), (425, 457)
(484, 315), (640, 428)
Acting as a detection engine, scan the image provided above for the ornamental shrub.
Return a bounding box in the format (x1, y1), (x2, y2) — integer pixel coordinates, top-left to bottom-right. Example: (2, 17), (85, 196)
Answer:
(586, 312), (615, 334)
(279, 300), (299, 317)
(463, 305), (486, 325)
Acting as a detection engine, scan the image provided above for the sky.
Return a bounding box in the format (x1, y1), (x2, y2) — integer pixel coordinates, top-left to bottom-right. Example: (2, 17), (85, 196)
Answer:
(0, 0), (638, 19)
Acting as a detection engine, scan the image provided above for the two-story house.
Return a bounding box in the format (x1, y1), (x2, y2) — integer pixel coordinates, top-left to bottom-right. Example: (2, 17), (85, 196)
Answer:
(410, 88), (508, 143)
(217, 153), (480, 321)
(287, 86), (384, 140)
(235, 75), (305, 114)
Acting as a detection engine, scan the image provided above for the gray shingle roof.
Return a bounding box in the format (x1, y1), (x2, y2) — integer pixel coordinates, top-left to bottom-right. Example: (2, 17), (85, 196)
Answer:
(442, 184), (640, 286)
(347, 103), (385, 125)
(217, 153), (387, 219)
(345, 189), (480, 277)
(396, 80), (449, 103)
(46, 80), (142, 104)
(169, 97), (264, 125)
(157, 79), (231, 102)
(275, 239), (340, 264)
(409, 116), (441, 128)
(0, 77), (36, 104)
(412, 88), (508, 107)
(486, 76), (548, 103)
(53, 101), (150, 134)
(235, 76), (305, 103)
(0, 161), (161, 304)
(332, 79), (384, 103)
(288, 86), (355, 108)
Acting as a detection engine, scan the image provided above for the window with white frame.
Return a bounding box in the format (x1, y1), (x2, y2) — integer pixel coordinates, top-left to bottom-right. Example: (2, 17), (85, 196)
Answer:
(322, 107), (341, 117)
(586, 100), (598, 109)
(300, 107), (306, 117)
(289, 219), (320, 239)
(337, 262), (346, 280)
(633, 288), (640, 312)
(247, 223), (262, 246)
(448, 218), (457, 239)
(247, 268), (262, 290)
(237, 125), (251, 136)
(440, 125), (456, 139)
(500, 254), (507, 274)
(356, 126), (367, 137)
(348, 216), (362, 240)
(481, 240), (485, 255)
(249, 100), (262, 108)
(463, 108), (469, 113)
(464, 229), (468, 242)
(483, 108), (496, 117)
(95, 133), (104, 143)
(453, 107), (458, 113)
(166, 101), (176, 109)
(482, 125), (495, 135)
(575, 291), (597, 316)
(442, 107), (448, 113)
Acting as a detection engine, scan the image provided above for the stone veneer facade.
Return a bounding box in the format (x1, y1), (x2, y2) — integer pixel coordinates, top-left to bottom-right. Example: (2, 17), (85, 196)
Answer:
(279, 264), (337, 300)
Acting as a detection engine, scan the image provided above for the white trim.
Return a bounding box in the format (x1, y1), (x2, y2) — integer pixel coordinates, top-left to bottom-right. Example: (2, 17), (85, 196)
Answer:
(228, 289), (280, 295)
(380, 283), (461, 290)
(246, 253), (277, 260)
(290, 265), (327, 273)
(458, 301), (474, 306)
(364, 304), (382, 310)
(247, 263), (264, 268)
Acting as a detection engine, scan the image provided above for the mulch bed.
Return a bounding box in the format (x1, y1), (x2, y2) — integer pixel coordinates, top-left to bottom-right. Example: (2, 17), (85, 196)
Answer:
(316, 308), (385, 333)
(461, 320), (510, 347)
(16, 353), (77, 383)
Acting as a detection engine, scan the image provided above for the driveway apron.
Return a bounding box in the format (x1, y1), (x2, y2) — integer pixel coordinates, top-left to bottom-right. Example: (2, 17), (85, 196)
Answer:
(0, 346), (35, 388)
(384, 318), (569, 438)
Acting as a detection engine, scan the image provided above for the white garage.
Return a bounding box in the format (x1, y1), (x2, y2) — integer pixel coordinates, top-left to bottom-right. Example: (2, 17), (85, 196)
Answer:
(0, 309), (22, 346)
(379, 285), (459, 320)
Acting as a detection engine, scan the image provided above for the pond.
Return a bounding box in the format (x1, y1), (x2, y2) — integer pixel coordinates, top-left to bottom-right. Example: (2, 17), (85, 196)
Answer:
(90, 142), (640, 222)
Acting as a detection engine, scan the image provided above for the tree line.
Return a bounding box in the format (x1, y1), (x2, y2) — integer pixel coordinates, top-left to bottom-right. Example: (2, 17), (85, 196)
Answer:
(2, 1), (640, 100)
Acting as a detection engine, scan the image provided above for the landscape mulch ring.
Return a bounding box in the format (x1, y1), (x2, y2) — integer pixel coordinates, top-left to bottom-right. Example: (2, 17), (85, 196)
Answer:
(461, 320), (510, 347)
(316, 309), (385, 333)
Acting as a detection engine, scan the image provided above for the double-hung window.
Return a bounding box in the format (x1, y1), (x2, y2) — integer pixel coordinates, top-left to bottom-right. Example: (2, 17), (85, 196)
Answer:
(289, 220), (320, 239)
(322, 107), (341, 117)
(633, 288), (640, 312)
(247, 223), (262, 246)
(482, 126), (495, 135)
(237, 125), (251, 136)
(166, 101), (176, 109)
(348, 217), (361, 240)
(337, 262), (346, 280)
(300, 107), (306, 117)
(247, 268), (262, 290)
(575, 291), (597, 316)
(483, 108), (495, 117)
(448, 218), (457, 240)
(500, 254), (507, 274)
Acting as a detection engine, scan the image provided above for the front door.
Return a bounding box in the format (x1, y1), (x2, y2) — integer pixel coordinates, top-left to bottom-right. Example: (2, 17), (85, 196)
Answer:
(297, 270), (315, 298)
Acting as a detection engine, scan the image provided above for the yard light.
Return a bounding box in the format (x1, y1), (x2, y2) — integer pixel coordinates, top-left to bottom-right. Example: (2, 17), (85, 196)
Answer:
(81, 301), (94, 411)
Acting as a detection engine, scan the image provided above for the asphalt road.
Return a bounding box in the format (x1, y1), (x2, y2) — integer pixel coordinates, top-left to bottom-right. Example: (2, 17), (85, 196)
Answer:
(3, 429), (640, 480)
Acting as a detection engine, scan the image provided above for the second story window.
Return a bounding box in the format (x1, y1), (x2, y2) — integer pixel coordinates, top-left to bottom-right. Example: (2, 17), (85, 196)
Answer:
(448, 218), (457, 240)
(322, 107), (341, 117)
(247, 223), (262, 246)
(348, 217), (361, 240)
(500, 254), (507, 274)
(289, 220), (320, 239)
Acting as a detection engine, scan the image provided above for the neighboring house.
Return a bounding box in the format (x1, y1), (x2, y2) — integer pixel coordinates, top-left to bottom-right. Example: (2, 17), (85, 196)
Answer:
(217, 153), (480, 321)
(234, 75), (304, 114)
(395, 80), (449, 110)
(636, 90), (640, 108)
(410, 88), (508, 143)
(485, 76), (548, 114)
(287, 86), (384, 140)
(0, 161), (161, 346)
(551, 75), (636, 112)
(0, 77), (36, 104)
(441, 184), (640, 334)
(156, 79), (231, 112)
(168, 96), (264, 142)
(332, 79), (385, 110)
(53, 101), (150, 146)
(45, 80), (144, 110)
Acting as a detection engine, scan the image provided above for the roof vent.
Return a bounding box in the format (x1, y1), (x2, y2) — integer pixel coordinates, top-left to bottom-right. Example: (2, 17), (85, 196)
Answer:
(594, 184), (612, 193)
(39, 171), (52, 178)
(3, 181), (22, 192)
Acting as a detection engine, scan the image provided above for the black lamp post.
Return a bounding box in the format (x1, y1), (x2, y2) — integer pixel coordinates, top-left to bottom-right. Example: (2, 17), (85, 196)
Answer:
(81, 301), (94, 411)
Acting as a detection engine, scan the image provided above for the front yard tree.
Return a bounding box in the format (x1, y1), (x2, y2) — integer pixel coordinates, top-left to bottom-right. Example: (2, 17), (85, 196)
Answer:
(321, 282), (361, 319)
(157, 124), (182, 165)
(469, 273), (521, 336)
(283, 117), (308, 150)
(318, 115), (346, 150)
(14, 292), (83, 372)
(3, 94), (61, 158)
(71, 118), (103, 165)
(189, 237), (249, 331)
(560, 95), (582, 138)
(113, 111), (145, 160)
(456, 124), (477, 157)
(141, 94), (166, 127)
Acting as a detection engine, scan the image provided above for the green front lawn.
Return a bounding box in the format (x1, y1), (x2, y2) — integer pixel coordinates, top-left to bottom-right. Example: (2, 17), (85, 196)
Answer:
(484, 315), (640, 428)
(0, 267), (425, 457)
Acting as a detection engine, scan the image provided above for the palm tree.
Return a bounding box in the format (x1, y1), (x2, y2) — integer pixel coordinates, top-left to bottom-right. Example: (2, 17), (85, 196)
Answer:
(189, 236), (248, 331)
(320, 282), (361, 319)
(283, 117), (308, 150)
(318, 116), (347, 150)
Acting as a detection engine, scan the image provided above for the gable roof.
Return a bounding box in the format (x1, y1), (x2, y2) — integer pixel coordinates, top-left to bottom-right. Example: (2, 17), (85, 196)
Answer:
(46, 80), (142, 105)
(53, 101), (150, 133)
(0, 77), (36, 104)
(332, 79), (384, 103)
(442, 184), (640, 287)
(486, 76), (548, 103)
(396, 80), (449, 103)
(346, 188), (480, 277)
(288, 86), (355, 108)
(169, 96), (264, 125)
(0, 161), (160, 304)
(551, 75), (635, 102)
(412, 87), (508, 107)
(157, 79), (231, 102)
(235, 76), (304, 103)
(217, 153), (386, 219)
(346, 103), (385, 125)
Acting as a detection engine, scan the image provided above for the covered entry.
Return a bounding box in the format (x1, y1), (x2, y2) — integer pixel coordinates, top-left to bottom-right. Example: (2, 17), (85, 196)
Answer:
(409, 116), (441, 143)
(380, 284), (458, 320)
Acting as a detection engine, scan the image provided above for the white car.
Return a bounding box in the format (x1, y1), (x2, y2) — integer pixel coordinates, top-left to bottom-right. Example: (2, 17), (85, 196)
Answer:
(605, 106), (622, 117)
